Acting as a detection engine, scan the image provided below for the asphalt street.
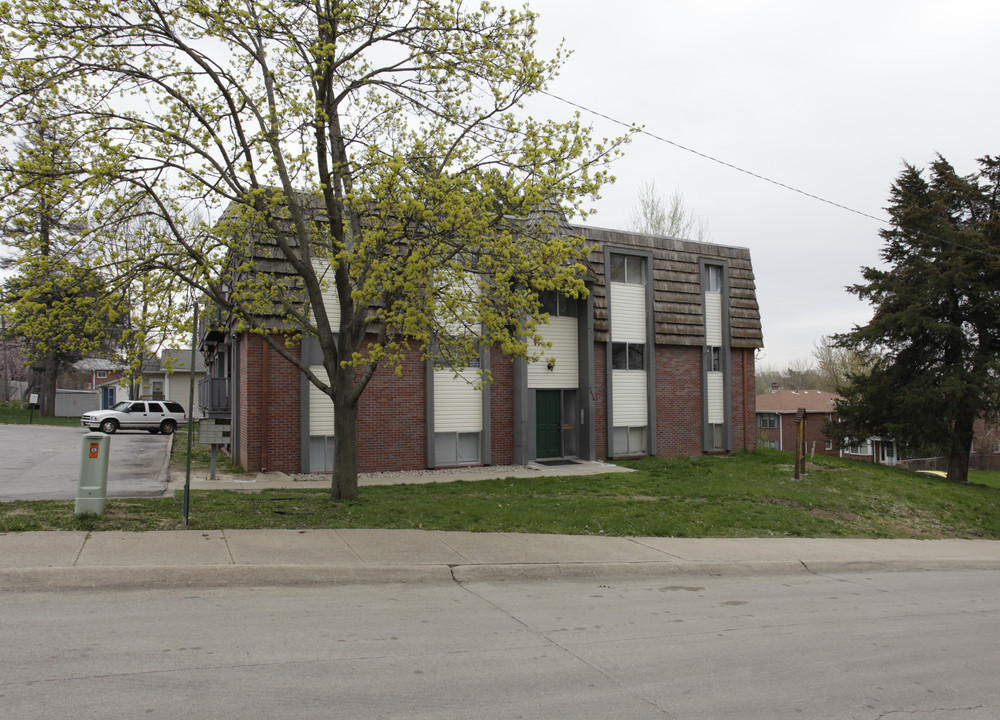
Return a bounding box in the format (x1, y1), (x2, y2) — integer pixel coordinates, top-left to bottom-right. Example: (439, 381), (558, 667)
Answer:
(3, 568), (999, 719)
(0, 425), (170, 500)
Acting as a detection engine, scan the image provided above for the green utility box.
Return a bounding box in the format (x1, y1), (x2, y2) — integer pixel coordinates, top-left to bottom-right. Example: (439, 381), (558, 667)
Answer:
(76, 432), (110, 516)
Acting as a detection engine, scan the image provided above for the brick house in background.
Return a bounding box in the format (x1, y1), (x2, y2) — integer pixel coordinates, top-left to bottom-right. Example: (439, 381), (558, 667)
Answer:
(73, 358), (127, 408)
(756, 388), (900, 465)
(199, 215), (764, 474)
(970, 417), (1000, 471)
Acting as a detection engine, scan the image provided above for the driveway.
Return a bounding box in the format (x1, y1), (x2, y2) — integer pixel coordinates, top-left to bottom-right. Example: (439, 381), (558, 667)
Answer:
(0, 425), (171, 501)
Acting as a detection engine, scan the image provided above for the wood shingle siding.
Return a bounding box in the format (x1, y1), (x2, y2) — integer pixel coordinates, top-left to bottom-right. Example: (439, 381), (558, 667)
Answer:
(580, 225), (763, 349)
(222, 199), (763, 351)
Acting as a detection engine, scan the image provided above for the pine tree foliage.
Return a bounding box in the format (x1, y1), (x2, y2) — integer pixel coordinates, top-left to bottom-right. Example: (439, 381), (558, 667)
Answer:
(0, 1), (631, 497)
(831, 155), (1000, 482)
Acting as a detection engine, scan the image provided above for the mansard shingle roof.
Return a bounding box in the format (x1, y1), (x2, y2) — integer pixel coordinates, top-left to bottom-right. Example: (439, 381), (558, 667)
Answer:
(581, 225), (763, 349)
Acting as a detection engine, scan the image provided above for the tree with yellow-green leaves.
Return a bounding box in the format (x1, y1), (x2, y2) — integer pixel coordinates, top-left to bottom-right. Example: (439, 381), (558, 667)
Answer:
(0, 0), (630, 498)
(0, 106), (187, 414)
(0, 110), (119, 415)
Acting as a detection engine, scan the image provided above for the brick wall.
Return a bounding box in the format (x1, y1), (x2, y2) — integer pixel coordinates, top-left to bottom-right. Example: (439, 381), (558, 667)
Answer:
(237, 334), (759, 473)
(356, 342), (427, 472)
(488, 349), (515, 465)
(237, 334), (302, 473)
(654, 344), (703, 456)
(593, 342), (607, 460)
(730, 348), (758, 452)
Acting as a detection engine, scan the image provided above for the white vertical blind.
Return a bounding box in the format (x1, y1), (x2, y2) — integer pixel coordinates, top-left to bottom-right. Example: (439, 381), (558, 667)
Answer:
(433, 370), (483, 432)
(311, 259), (341, 333)
(527, 316), (578, 389)
(612, 370), (647, 425)
(707, 371), (724, 424)
(309, 365), (335, 435)
(610, 283), (646, 342)
(704, 291), (723, 347)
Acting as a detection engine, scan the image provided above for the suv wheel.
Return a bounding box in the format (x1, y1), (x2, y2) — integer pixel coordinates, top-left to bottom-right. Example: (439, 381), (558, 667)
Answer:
(159, 419), (177, 435)
(99, 418), (118, 434)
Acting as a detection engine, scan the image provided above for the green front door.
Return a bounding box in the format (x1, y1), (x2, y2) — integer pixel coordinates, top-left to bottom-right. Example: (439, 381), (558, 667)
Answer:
(536, 390), (562, 459)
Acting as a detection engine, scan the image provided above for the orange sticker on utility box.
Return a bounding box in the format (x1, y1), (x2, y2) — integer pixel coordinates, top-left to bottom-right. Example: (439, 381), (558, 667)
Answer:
(89, 442), (100, 459)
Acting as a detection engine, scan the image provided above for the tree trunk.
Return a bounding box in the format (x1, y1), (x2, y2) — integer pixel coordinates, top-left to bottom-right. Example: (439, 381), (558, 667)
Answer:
(946, 405), (975, 483)
(331, 396), (359, 500)
(40, 353), (58, 417)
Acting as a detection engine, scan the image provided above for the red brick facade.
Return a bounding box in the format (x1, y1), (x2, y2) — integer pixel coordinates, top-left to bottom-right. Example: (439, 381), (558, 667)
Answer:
(237, 334), (303, 473)
(593, 343), (608, 461)
(653, 344), (703, 456)
(731, 349), (758, 453)
(488, 349), (516, 466)
(356, 345), (427, 472)
(236, 337), (760, 473)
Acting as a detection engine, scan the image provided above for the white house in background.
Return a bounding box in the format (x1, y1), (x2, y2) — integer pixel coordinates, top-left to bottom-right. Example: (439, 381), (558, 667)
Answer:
(75, 350), (207, 416)
(139, 349), (207, 419)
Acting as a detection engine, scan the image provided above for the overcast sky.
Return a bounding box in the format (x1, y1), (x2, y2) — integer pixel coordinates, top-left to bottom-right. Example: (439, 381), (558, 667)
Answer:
(514, 0), (1000, 369)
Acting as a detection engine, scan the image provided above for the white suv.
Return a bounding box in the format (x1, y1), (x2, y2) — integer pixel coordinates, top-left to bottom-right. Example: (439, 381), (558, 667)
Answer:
(81, 401), (188, 435)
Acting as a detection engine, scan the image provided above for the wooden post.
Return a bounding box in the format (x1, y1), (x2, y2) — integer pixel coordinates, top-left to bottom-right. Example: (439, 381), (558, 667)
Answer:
(794, 408), (806, 479)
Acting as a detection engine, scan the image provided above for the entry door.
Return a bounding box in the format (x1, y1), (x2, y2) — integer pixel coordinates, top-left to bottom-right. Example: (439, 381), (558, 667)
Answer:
(536, 390), (562, 459)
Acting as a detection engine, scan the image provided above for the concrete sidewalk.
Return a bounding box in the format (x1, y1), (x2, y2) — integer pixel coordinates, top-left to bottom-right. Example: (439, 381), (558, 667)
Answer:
(2, 529), (999, 592)
(164, 458), (634, 493)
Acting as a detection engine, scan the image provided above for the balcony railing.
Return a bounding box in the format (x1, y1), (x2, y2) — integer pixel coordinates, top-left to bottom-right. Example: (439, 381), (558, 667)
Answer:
(198, 301), (228, 352)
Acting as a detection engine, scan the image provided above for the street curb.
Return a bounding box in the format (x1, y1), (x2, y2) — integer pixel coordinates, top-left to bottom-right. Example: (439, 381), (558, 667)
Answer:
(0, 564), (456, 592)
(4, 558), (999, 592)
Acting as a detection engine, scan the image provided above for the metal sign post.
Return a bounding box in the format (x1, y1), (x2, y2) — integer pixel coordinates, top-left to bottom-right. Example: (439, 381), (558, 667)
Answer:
(183, 301), (197, 526)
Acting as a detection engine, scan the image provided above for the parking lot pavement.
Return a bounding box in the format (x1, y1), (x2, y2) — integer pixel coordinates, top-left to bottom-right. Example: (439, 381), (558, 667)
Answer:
(0, 425), (171, 501)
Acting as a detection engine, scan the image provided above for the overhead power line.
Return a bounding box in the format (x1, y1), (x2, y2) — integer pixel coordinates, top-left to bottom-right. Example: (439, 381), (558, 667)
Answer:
(540, 90), (891, 224)
(540, 89), (1000, 260)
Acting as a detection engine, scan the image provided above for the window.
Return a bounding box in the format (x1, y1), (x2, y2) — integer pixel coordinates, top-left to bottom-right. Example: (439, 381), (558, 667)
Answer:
(847, 442), (871, 455)
(707, 265), (723, 292)
(710, 346), (721, 372)
(539, 291), (578, 318)
(611, 342), (645, 370)
(993, 439), (1000, 454)
(435, 432), (480, 465)
(757, 413), (777, 429)
(613, 426), (647, 455)
(710, 423), (724, 450)
(96, 370), (107, 379)
(147, 402), (163, 413)
(609, 254), (647, 285)
(825, 439), (834, 451)
(759, 438), (777, 450)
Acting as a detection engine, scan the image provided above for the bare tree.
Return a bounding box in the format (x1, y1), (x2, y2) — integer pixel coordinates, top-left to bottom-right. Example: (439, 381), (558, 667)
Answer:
(629, 180), (710, 242)
(812, 335), (873, 393)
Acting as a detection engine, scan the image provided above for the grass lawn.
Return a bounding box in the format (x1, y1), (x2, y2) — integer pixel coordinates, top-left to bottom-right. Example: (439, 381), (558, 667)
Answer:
(0, 403), (81, 427)
(1, 449), (999, 537)
(169, 427), (245, 476)
(968, 470), (1000, 490)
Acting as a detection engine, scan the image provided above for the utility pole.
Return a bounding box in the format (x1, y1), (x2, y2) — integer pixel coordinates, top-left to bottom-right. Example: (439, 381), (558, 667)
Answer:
(0, 285), (8, 403)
